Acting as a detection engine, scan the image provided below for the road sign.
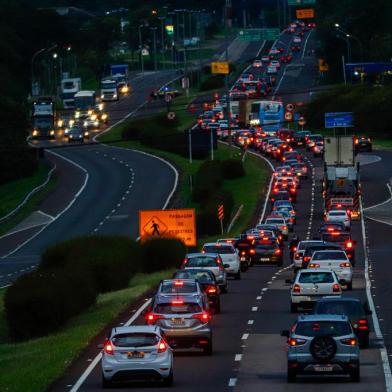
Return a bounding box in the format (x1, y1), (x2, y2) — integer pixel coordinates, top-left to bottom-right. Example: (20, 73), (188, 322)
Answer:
(261, 28), (280, 41)
(139, 208), (196, 246)
(325, 112), (353, 128)
(294, 112), (300, 122)
(285, 111), (293, 121)
(164, 94), (172, 103)
(167, 111), (176, 120)
(296, 8), (315, 19)
(319, 59), (329, 72)
(298, 116), (306, 126)
(218, 204), (224, 221)
(286, 103), (295, 112)
(288, 0), (315, 4)
(211, 61), (229, 75)
(165, 25), (174, 36)
(238, 29), (262, 41)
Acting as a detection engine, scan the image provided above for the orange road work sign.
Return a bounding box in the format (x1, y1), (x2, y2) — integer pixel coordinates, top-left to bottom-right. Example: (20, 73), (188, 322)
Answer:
(139, 208), (196, 246)
(296, 8), (315, 19)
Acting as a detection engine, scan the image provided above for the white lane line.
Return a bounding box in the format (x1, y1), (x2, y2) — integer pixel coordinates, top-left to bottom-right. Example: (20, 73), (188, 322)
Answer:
(234, 354), (242, 361)
(252, 306), (258, 312)
(360, 197), (392, 392)
(69, 298), (152, 392)
(228, 378), (237, 387)
(364, 183), (392, 211)
(247, 320), (254, 325)
(242, 333), (249, 340)
(1, 150), (89, 260)
(256, 296), (262, 300)
(301, 29), (314, 59)
(262, 288), (268, 292)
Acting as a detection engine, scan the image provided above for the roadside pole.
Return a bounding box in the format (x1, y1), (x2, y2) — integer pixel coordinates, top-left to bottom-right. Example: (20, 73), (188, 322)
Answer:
(210, 128), (214, 161)
(188, 128), (193, 164)
(342, 55), (347, 85)
(224, 3), (232, 148)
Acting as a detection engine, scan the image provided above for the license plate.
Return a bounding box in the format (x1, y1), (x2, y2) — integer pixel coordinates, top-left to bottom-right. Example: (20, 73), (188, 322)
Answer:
(240, 257), (246, 261)
(314, 365), (333, 372)
(260, 257), (269, 261)
(171, 318), (185, 325)
(127, 351), (144, 358)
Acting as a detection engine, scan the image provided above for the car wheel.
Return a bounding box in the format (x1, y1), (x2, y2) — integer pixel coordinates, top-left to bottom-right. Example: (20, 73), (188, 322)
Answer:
(235, 271), (241, 280)
(101, 374), (112, 388)
(203, 340), (213, 356)
(360, 335), (369, 349)
(290, 302), (298, 313)
(346, 281), (353, 290)
(287, 368), (297, 383)
(350, 366), (360, 382)
(162, 369), (174, 386)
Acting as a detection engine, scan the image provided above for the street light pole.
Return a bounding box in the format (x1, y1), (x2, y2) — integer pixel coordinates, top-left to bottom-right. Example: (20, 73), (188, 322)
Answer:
(151, 27), (158, 71)
(31, 48), (46, 97)
(158, 17), (166, 69)
(139, 25), (145, 73)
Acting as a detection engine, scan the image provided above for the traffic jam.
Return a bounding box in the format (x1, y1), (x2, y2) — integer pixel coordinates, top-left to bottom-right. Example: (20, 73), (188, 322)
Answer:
(98, 21), (375, 388)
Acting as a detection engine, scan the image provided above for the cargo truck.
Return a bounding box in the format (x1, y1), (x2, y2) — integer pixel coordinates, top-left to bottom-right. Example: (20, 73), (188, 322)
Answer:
(110, 64), (130, 95)
(31, 96), (56, 139)
(60, 78), (81, 109)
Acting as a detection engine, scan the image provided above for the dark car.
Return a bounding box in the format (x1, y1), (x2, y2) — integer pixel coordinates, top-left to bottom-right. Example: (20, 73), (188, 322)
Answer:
(249, 237), (283, 266)
(282, 150), (302, 163)
(290, 162), (308, 179)
(65, 125), (88, 143)
(354, 136), (372, 152)
(306, 134), (323, 151)
(172, 269), (221, 313)
(293, 130), (312, 147)
(235, 234), (255, 271)
(321, 232), (357, 264)
(270, 190), (292, 204)
(319, 221), (347, 234)
(314, 297), (371, 348)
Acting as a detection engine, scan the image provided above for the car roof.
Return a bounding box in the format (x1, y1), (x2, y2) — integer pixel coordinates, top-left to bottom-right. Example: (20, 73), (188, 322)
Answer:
(297, 314), (348, 322)
(112, 325), (159, 334)
(299, 268), (335, 273)
(203, 242), (233, 247)
(186, 252), (217, 258)
(155, 293), (201, 304)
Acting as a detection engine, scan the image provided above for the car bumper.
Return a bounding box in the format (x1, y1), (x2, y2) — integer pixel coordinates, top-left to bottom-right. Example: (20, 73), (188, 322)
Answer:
(163, 329), (212, 349)
(291, 293), (341, 305)
(251, 255), (281, 264)
(287, 359), (359, 375)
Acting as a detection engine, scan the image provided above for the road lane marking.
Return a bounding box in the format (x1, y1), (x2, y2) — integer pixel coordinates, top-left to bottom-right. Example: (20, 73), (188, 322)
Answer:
(252, 306), (258, 311)
(247, 320), (254, 325)
(235, 354), (242, 361)
(242, 333), (249, 340)
(69, 298), (152, 392)
(228, 378), (237, 387)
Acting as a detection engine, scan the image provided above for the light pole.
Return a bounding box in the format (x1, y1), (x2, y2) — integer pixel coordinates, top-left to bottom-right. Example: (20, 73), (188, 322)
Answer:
(31, 48), (46, 97)
(139, 25), (145, 73)
(334, 24), (364, 63)
(158, 16), (166, 68)
(150, 27), (158, 71)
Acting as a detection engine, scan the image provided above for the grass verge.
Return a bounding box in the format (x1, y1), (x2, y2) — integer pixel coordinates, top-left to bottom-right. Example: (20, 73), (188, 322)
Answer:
(0, 164), (58, 237)
(0, 270), (173, 392)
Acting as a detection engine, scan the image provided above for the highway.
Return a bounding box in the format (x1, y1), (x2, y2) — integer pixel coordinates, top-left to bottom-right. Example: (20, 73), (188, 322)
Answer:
(47, 27), (391, 392)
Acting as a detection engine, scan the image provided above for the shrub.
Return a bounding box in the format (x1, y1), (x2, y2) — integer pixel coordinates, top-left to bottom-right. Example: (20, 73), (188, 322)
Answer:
(192, 160), (222, 202)
(40, 236), (141, 293)
(200, 75), (225, 91)
(141, 238), (186, 273)
(5, 266), (96, 340)
(221, 158), (245, 179)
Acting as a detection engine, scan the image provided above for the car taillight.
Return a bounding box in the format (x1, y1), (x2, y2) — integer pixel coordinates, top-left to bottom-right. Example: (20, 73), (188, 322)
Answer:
(282, 225), (288, 231)
(340, 262), (351, 268)
(358, 319), (369, 330)
(345, 241), (353, 249)
(303, 256), (311, 263)
(293, 284), (301, 293)
(182, 258), (188, 266)
(292, 246), (297, 252)
(294, 252), (301, 260)
(308, 263), (320, 268)
(290, 187), (296, 193)
(332, 283), (341, 292)
(249, 249), (256, 255)
(288, 337), (306, 346)
(145, 313), (164, 325)
(340, 338), (357, 346)
(157, 338), (168, 353)
(274, 248), (282, 255)
(192, 312), (210, 324)
(104, 339), (114, 355)
(206, 285), (217, 294)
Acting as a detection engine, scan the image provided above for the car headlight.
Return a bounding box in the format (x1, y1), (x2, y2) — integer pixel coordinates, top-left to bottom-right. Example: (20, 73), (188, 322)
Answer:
(84, 131), (89, 137)
(57, 120), (63, 127)
(75, 112), (80, 118)
(91, 114), (97, 121)
(50, 130), (55, 136)
(113, 94), (117, 98)
(101, 113), (108, 120)
(32, 130), (38, 136)
(88, 110), (93, 115)
(83, 121), (88, 127)
(94, 121), (99, 126)
(121, 86), (129, 93)
(69, 120), (74, 127)
(101, 94), (104, 99)
(65, 128), (69, 134)
(98, 103), (104, 111)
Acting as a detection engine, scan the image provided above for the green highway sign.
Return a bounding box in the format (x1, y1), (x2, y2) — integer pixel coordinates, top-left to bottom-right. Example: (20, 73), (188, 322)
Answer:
(261, 28), (280, 40)
(238, 29), (261, 41)
(288, 0), (315, 5)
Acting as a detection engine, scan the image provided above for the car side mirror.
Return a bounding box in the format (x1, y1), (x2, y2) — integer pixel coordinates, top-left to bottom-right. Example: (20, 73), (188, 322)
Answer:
(285, 279), (293, 284)
(97, 344), (104, 350)
(280, 330), (290, 337)
(223, 264), (230, 269)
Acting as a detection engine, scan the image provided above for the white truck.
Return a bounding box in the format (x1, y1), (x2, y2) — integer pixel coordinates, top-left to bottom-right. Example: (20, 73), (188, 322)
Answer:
(31, 96), (56, 139)
(60, 78), (81, 109)
(100, 78), (118, 101)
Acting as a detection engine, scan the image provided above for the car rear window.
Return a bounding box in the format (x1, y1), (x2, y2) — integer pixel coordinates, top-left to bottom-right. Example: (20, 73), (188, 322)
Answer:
(297, 241), (323, 251)
(298, 272), (334, 284)
(160, 281), (197, 294)
(329, 211), (346, 216)
(295, 321), (351, 337)
(186, 256), (218, 267)
(322, 233), (351, 242)
(315, 301), (365, 319)
(266, 219), (285, 224)
(154, 302), (202, 314)
(203, 245), (235, 254)
(312, 251), (347, 261)
(112, 333), (159, 347)
(174, 270), (214, 283)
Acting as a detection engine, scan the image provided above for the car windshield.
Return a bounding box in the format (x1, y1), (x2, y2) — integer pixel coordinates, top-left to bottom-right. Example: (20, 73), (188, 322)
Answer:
(154, 302), (202, 314)
(295, 321), (351, 337)
(173, 270), (214, 283)
(160, 281), (197, 294)
(313, 251), (347, 261)
(298, 272), (334, 284)
(203, 245), (235, 254)
(186, 256), (217, 267)
(112, 333), (159, 347)
(315, 301), (365, 319)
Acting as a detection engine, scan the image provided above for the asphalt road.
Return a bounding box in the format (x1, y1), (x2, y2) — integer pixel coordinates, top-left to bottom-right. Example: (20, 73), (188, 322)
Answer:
(50, 27), (389, 392)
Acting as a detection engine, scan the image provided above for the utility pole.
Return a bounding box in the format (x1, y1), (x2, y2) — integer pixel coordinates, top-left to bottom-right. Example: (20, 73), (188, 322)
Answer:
(225, 0), (232, 147)
(158, 17), (166, 69)
(151, 27), (158, 71)
(139, 25), (144, 73)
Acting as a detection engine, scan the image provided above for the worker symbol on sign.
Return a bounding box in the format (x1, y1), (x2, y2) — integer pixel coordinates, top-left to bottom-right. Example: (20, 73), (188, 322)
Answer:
(151, 220), (160, 236)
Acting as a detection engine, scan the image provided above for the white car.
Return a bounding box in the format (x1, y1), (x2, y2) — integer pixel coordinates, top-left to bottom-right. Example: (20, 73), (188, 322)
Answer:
(265, 217), (289, 239)
(267, 66), (278, 74)
(252, 60), (263, 68)
(261, 55), (270, 62)
(269, 60), (281, 68)
(309, 250), (353, 290)
(202, 243), (241, 280)
(100, 325), (173, 387)
(325, 209), (351, 229)
(293, 36), (302, 43)
(290, 268), (342, 312)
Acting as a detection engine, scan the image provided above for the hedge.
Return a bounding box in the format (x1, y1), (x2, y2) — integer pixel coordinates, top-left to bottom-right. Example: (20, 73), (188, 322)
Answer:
(221, 158), (245, 179)
(5, 266), (96, 340)
(40, 236), (141, 293)
(192, 160), (223, 202)
(141, 237), (187, 273)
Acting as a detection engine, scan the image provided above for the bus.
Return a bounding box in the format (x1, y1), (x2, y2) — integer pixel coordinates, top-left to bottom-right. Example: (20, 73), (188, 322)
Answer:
(258, 100), (284, 133)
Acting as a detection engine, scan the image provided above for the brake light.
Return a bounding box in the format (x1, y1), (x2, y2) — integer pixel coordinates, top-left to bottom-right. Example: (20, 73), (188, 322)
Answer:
(249, 249), (256, 255)
(294, 252), (301, 260)
(192, 312), (210, 324)
(288, 337), (306, 346)
(358, 319), (369, 330)
(340, 338), (357, 346)
(308, 263), (320, 268)
(145, 313), (165, 325)
(332, 283), (341, 292)
(157, 339), (168, 353)
(282, 225), (288, 231)
(345, 241), (353, 249)
(206, 285), (217, 294)
(292, 246), (297, 252)
(290, 187), (296, 193)
(241, 251), (246, 256)
(183, 258), (188, 266)
(340, 262), (351, 268)
(293, 284), (301, 293)
(274, 248), (282, 255)
(174, 280), (184, 287)
(104, 339), (114, 355)
(172, 299), (184, 305)
(303, 256), (311, 263)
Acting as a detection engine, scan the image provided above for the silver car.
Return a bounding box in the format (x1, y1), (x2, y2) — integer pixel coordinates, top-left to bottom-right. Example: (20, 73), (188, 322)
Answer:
(100, 325), (173, 387)
(281, 314), (360, 382)
(145, 294), (213, 354)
